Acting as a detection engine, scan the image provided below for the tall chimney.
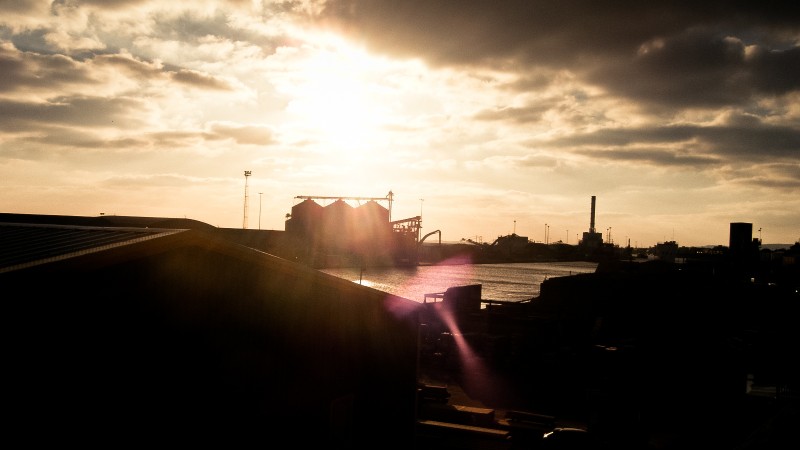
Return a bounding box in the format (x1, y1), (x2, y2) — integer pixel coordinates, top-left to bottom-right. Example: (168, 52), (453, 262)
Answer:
(589, 196), (596, 233)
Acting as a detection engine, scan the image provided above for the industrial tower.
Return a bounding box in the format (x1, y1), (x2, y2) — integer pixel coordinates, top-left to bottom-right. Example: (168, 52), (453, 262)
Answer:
(243, 170), (251, 229)
(581, 195), (604, 250)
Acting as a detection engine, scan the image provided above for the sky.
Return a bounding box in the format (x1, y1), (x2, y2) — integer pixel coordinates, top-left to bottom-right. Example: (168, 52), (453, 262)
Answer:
(1, 1), (799, 247)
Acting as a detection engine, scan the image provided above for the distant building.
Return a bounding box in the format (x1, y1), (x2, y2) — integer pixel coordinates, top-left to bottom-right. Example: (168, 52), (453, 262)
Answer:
(729, 222), (757, 257)
(493, 233), (529, 253)
(653, 240), (679, 262)
(729, 222), (761, 279)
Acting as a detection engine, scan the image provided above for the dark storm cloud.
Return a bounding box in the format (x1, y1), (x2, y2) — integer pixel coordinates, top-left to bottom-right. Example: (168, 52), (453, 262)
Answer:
(554, 122), (800, 162)
(700, 125), (800, 160)
(315, 1), (800, 109)
(573, 148), (719, 167)
(592, 28), (800, 108)
(316, 1), (799, 65)
(747, 45), (800, 94)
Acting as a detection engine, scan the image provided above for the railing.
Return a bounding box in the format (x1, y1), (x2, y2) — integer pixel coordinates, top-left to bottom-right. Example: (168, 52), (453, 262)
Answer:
(423, 292), (445, 304)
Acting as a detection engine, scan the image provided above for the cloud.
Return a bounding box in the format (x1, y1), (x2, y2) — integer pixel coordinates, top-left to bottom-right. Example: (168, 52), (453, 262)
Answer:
(0, 42), (236, 101)
(0, 96), (147, 129)
(473, 103), (554, 124)
(207, 122), (276, 145)
(592, 29), (800, 109)
(314, 2), (800, 111)
(171, 69), (234, 90)
(0, 42), (91, 94)
(575, 147), (720, 167)
(549, 121), (800, 163)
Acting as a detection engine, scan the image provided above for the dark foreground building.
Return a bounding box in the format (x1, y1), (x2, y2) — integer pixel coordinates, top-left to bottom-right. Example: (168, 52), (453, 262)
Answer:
(1, 215), (421, 447)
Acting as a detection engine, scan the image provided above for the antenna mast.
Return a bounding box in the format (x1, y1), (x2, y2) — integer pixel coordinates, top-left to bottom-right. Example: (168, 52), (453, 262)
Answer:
(243, 170), (252, 229)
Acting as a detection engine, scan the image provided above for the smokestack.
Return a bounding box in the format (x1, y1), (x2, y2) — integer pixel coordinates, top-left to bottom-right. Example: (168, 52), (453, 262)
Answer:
(589, 196), (596, 233)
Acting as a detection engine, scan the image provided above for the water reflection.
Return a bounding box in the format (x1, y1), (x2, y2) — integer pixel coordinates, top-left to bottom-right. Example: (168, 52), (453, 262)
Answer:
(321, 261), (598, 302)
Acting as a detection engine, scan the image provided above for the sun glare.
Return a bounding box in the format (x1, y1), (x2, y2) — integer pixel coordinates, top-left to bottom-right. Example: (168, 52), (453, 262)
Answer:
(284, 37), (393, 155)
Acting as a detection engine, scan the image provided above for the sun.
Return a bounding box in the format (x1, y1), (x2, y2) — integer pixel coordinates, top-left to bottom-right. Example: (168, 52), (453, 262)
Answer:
(283, 36), (393, 155)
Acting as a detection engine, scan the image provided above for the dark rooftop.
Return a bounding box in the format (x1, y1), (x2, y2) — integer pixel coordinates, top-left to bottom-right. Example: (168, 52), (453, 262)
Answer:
(0, 221), (184, 273)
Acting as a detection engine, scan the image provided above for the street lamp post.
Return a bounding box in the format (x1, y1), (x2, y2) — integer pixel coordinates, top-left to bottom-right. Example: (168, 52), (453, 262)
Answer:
(258, 192), (263, 230)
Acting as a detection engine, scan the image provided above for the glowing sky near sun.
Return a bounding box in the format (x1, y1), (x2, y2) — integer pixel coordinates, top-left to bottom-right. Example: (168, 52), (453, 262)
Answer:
(1, 1), (798, 246)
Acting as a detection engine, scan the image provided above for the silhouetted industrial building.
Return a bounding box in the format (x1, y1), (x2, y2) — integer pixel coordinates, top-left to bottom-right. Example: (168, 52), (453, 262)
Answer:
(580, 195), (604, 253)
(285, 194), (419, 267)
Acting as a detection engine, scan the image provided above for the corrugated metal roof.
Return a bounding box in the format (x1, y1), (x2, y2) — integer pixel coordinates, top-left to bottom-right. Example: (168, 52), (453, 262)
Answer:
(0, 222), (184, 273)
(0, 212), (217, 230)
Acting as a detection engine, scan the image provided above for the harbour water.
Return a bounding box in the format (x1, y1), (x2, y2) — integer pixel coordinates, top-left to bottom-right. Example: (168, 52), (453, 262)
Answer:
(321, 261), (598, 303)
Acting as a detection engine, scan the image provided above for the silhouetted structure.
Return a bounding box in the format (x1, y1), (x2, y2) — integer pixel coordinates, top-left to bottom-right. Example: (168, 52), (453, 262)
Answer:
(652, 240), (678, 262)
(730, 222), (755, 255)
(1, 216), (421, 447)
(284, 193), (420, 267)
(729, 222), (762, 280)
(580, 196), (605, 257)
